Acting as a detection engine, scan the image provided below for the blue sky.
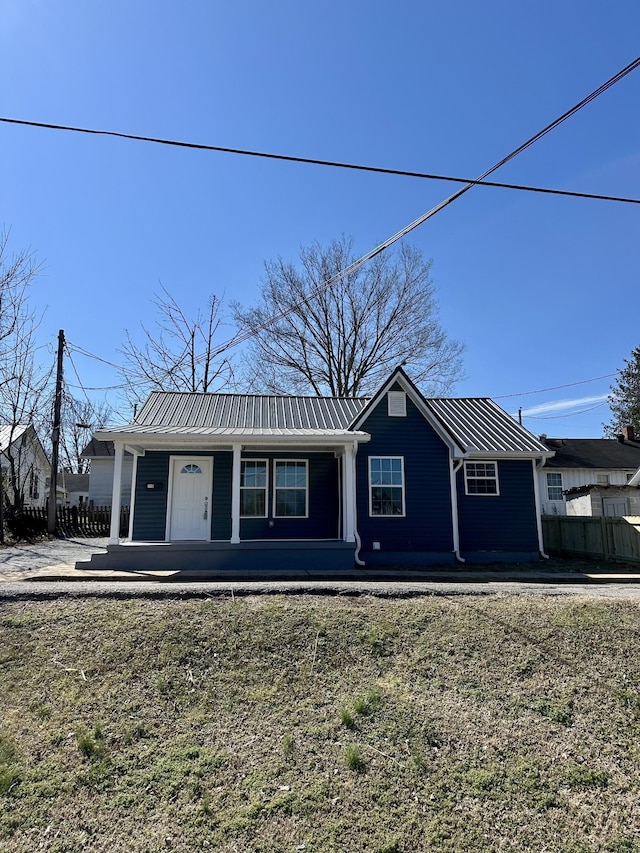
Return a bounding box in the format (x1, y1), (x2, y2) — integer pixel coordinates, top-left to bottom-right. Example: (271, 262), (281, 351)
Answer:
(1, 0), (639, 437)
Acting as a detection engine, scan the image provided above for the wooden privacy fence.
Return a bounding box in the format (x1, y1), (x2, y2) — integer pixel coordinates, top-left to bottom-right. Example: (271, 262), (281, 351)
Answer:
(19, 505), (130, 538)
(542, 515), (640, 564)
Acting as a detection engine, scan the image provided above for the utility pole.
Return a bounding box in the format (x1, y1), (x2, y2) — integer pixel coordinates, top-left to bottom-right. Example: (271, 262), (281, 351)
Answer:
(47, 330), (64, 535)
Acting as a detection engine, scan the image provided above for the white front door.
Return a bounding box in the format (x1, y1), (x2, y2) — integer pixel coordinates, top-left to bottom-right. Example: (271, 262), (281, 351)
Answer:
(167, 457), (212, 540)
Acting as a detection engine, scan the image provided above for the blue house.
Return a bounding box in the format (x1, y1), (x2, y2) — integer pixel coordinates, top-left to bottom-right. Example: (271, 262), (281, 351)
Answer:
(83, 368), (552, 573)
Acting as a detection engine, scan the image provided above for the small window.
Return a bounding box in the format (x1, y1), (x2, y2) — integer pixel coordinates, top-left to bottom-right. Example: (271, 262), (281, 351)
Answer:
(369, 457), (405, 516)
(274, 461), (308, 517)
(240, 460), (268, 517)
(387, 391), (407, 417)
(546, 471), (563, 501)
(596, 473), (610, 486)
(464, 461), (499, 495)
(180, 464), (202, 474)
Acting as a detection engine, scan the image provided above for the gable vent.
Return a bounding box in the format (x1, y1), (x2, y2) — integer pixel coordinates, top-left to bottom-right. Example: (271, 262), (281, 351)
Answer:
(387, 391), (407, 417)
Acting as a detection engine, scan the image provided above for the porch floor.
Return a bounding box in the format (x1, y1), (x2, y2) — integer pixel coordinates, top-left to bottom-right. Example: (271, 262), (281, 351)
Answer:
(76, 539), (357, 573)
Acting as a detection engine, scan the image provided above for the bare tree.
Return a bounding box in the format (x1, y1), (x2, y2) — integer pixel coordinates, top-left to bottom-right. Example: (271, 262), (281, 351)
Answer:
(0, 314), (52, 511)
(118, 287), (234, 408)
(0, 230), (50, 515)
(233, 237), (465, 397)
(58, 394), (116, 474)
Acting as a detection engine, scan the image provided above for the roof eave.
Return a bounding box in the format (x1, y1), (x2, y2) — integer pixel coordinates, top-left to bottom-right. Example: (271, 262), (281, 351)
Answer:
(94, 429), (371, 447)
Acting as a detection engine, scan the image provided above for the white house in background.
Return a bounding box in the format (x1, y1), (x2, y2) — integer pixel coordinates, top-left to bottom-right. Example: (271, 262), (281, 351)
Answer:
(540, 429), (640, 517)
(0, 424), (50, 509)
(81, 439), (133, 507)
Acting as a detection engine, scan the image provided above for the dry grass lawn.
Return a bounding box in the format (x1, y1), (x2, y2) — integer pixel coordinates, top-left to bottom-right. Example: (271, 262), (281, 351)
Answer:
(1, 593), (640, 852)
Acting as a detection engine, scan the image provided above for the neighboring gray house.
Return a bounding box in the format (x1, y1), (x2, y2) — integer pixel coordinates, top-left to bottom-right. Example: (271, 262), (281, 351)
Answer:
(540, 430), (640, 516)
(60, 472), (90, 507)
(81, 439), (133, 507)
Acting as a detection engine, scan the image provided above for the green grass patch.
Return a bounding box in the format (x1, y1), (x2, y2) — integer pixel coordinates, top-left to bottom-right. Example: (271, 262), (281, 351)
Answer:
(1, 594), (639, 851)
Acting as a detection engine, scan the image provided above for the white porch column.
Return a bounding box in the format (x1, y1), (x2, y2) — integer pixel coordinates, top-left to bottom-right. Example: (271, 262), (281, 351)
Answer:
(343, 440), (357, 543)
(109, 441), (124, 545)
(127, 451), (140, 541)
(230, 443), (242, 544)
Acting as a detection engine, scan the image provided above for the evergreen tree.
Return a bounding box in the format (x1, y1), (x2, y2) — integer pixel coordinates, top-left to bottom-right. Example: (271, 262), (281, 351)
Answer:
(604, 345), (640, 438)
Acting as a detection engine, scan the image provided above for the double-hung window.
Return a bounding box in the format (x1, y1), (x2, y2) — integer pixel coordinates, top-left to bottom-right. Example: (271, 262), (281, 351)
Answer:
(464, 461), (499, 495)
(274, 460), (308, 517)
(546, 472), (563, 502)
(240, 460), (268, 517)
(369, 456), (405, 516)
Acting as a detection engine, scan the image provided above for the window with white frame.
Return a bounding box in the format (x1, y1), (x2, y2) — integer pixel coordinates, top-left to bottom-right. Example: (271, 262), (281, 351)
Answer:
(596, 473), (610, 486)
(240, 460), (268, 517)
(274, 460), (308, 517)
(546, 471), (563, 501)
(369, 456), (405, 516)
(464, 461), (499, 495)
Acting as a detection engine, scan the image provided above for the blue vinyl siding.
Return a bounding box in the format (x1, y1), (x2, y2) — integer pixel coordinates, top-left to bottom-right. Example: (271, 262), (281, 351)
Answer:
(132, 453), (170, 541)
(457, 459), (538, 552)
(357, 393), (454, 553)
(240, 452), (339, 539)
(132, 450), (231, 541)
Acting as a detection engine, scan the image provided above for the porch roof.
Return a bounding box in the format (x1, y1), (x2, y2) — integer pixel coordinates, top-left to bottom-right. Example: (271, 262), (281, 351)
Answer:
(94, 424), (371, 445)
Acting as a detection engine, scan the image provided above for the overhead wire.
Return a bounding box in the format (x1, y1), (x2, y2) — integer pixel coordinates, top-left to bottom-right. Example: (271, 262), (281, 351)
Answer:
(2, 117), (640, 206)
(207, 54), (640, 358)
(41, 56), (640, 405)
(493, 373), (616, 399)
(522, 401), (609, 419)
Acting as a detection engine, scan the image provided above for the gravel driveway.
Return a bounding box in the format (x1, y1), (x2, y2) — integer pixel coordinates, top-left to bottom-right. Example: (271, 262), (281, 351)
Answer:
(0, 537), (108, 573)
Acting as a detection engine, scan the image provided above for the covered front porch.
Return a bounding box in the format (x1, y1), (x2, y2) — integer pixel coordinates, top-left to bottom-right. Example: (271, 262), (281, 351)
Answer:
(97, 429), (370, 573)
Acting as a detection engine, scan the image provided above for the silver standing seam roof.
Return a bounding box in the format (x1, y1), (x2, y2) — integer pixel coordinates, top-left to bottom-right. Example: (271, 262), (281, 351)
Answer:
(97, 391), (549, 456)
(136, 392), (366, 431)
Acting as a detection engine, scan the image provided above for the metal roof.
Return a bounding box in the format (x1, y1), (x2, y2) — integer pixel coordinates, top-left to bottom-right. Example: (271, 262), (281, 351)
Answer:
(0, 424), (30, 453)
(97, 388), (548, 456)
(136, 392), (368, 431)
(425, 398), (550, 455)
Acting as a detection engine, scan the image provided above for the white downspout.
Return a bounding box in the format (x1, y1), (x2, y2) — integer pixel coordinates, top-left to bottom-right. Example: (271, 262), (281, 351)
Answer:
(450, 458), (465, 563)
(533, 457), (550, 559)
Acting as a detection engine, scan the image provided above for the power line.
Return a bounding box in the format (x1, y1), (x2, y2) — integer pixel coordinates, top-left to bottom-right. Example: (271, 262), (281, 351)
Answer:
(494, 373), (616, 399)
(209, 55), (640, 358)
(68, 335), (618, 406)
(523, 401), (609, 419)
(58, 57), (640, 398)
(2, 117), (640, 206)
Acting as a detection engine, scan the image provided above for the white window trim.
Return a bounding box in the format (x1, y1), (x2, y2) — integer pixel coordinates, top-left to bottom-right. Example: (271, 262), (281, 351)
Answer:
(368, 456), (406, 517)
(387, 391), (407, 417)
(464, 461), (500, 496)
(273, 459), (309, 519)
(240, 458), (269, 518)
(546, 471), (563, 502)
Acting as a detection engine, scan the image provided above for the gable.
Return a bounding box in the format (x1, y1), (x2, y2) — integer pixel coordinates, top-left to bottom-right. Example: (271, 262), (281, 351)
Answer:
(350, 367), (548, 458)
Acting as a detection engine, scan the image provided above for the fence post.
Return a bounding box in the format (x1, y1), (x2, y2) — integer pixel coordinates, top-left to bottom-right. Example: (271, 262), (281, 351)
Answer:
(601, 516), (610, 561)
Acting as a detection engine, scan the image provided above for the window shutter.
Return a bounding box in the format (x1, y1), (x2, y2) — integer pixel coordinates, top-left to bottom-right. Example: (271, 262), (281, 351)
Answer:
(387, 391), (407, 417)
